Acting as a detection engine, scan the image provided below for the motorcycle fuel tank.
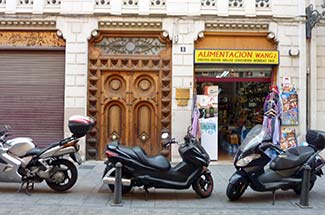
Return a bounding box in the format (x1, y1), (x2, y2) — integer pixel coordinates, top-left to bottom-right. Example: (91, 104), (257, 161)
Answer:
(7, 137), (35, 157)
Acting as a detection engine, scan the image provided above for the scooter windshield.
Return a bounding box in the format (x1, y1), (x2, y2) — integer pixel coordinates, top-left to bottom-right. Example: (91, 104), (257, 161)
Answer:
(239, 124), (265, 152)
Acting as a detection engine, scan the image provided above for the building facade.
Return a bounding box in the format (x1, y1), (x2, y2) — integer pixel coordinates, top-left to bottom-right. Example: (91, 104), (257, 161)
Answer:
(0, 0), (324, 161)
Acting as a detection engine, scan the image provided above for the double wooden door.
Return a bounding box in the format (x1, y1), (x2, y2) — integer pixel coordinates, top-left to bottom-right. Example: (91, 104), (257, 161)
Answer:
(100, 70), (161, 158)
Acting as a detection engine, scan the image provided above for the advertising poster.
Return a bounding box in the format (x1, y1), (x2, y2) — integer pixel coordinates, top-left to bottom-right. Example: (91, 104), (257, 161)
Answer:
(280, 127), (297, 150)
(199, 117), (218, 160)
(281, 87), (299, 125)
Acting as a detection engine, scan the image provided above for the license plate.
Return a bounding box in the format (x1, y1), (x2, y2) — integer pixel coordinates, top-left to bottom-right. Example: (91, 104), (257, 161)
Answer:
(74, 152), (82, 165)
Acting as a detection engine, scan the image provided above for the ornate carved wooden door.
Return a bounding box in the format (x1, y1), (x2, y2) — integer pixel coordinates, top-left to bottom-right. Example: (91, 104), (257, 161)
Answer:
(102, 71), (160, 156)
(87, 32), (172, 160)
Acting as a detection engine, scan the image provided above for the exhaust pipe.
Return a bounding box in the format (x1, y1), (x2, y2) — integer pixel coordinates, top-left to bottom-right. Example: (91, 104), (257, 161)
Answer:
(103, 176), (131, 186)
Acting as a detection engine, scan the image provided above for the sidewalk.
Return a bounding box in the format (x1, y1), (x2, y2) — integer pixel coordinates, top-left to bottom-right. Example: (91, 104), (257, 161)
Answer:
(1, 161), (325, 215)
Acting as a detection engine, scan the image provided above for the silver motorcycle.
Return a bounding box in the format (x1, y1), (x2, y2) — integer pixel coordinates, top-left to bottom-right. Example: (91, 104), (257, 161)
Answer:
(0, 115), (94, 193)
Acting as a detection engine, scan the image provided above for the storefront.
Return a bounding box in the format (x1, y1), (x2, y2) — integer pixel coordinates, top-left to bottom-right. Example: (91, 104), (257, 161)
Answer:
(194, 33), (278, 161)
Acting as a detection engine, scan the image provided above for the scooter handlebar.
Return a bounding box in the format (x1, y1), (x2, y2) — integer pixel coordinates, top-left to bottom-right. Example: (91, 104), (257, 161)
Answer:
(163, 138), (178, 148)
(259, 141), (284, 153)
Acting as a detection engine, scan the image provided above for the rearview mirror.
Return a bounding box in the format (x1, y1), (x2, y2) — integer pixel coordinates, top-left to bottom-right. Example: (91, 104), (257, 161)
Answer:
(161, 132), (169, 139)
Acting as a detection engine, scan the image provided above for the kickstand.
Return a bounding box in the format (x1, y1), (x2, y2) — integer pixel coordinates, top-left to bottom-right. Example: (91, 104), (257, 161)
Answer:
(17, 181), (34, 196)
(144, 187), (149, 201)
(272, 190), (276, 205)
(17, 182), (25, 193)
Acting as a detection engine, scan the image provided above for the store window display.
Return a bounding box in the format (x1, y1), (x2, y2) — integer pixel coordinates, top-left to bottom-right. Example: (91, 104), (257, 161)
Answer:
(218, 82), (270, 158)
(196, 81), (271, 160)
(194, 65), (274, 160)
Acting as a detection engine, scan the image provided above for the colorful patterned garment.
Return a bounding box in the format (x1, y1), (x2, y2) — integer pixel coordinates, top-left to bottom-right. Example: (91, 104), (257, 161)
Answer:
(191, 108), (201, 138)
(262, 86), (282, 146)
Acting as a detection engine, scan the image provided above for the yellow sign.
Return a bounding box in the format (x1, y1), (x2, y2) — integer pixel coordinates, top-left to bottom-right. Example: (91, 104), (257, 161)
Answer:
(195, 49), (279, 65)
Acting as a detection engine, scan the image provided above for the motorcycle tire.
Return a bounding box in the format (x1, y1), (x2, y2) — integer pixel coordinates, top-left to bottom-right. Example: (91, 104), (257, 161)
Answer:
(107, 169), (133, 194)
(293, 179), (315, 195)
(226, 180), (248, 201)
(192, 171), (214, 198)
(46, 159), (78, 192)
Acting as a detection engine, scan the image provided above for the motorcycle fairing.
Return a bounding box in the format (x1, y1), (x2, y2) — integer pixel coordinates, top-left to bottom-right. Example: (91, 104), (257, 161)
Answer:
(0, 151), (22, 182)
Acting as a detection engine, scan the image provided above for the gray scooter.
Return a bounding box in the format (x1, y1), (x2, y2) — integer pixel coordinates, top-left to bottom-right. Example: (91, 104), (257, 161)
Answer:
(227, 125), (325, 201)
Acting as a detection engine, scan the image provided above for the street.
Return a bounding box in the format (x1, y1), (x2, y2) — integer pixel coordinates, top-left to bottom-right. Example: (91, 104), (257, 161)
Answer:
(1, 161), (325, 215)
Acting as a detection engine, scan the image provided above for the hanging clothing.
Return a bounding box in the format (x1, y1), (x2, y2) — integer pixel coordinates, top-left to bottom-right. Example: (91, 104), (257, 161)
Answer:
(191, 108), (201, 138)
(262, 87), (282, 146)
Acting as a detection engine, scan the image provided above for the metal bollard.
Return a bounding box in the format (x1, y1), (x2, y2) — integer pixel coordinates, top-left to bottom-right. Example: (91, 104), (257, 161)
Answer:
(111, 162), (123, 206)
(296, 164), (312, 209)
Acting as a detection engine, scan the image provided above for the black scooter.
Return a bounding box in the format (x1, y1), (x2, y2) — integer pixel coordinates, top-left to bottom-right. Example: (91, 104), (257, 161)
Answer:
(102, 130), (214, 198)
(226, 125), (325, 201)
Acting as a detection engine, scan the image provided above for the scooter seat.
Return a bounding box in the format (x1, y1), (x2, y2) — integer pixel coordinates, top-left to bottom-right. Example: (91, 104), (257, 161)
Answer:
(270, 146), (315, 170)
(24, 148), (44, 157)
(133, 147), (171, 171)
(110, 143), (171, 171)
(115, 144), (139, 160)
(23, 141), (61, 157)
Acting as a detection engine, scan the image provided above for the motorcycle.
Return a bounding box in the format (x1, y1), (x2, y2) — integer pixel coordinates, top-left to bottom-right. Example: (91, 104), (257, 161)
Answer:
(226, 124), (325, 201)
(102, 129), (214, 198)
(0, 115), (94, 193)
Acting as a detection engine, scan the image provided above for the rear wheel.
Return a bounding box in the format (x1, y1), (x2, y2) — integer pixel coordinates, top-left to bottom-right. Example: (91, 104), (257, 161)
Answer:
(46, 159), (78, 192)
(192, 171), (214, 198)
(107, 169), (133, 194)
(293, 175), (316, 195)
(226, 180), (248, 201)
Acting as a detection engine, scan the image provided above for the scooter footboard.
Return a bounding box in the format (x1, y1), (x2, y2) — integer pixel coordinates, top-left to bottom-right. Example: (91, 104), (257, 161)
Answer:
(137, 168), (202, 189)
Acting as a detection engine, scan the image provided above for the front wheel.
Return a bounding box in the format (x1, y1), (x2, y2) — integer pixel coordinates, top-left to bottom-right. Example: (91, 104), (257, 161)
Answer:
(192, 171), (214, 198)
(46, 159), (78, 192)
(226, 180), (248, 201)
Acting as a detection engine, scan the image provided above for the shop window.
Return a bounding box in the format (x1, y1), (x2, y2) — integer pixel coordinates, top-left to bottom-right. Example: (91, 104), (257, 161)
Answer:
(195, 65), (272, 160)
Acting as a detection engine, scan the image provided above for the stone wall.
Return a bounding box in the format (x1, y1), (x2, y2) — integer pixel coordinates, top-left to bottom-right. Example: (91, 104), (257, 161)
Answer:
(316, 24), (325, 130)
(57, 17), (98, 158)
(276, 21), (307, 141)
(163, 19), (204, 161)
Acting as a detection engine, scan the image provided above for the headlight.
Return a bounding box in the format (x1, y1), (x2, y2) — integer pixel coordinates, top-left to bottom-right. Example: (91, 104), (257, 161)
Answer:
(236, 154), (261, 167)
